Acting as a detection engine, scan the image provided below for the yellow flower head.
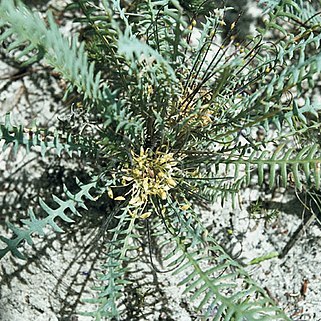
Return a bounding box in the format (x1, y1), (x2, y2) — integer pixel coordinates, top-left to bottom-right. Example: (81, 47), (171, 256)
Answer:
(122, 147), (180, 218)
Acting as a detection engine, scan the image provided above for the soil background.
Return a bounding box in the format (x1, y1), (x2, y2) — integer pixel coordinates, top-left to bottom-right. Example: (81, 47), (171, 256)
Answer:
(1, 1), (321, 320)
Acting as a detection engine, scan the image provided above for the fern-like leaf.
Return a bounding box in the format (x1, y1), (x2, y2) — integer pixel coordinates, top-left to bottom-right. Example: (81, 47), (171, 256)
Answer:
(82, 210), (138, 319)
(0, 0), (102, 102)
(0, 113), (98, 158)
(159, 201), (291, 321)
(221, 144), (321, 190)
(0, 177), (97, 259)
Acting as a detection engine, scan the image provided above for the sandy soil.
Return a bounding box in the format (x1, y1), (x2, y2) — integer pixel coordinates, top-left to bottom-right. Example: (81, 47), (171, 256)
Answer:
(1, 1), (321, 320)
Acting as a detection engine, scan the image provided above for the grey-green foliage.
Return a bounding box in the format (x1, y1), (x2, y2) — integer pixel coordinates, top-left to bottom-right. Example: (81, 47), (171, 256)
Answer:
(258, 0), (281, 13)
(0, 177), (97, 259)
(222, 143), (321, 190)
(0, 0), (320, 320)
(163, 201), (289, 321)
(82, 211), (138, 319)
(0, 114), (97, 157)
(0, 0), (101, 102)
